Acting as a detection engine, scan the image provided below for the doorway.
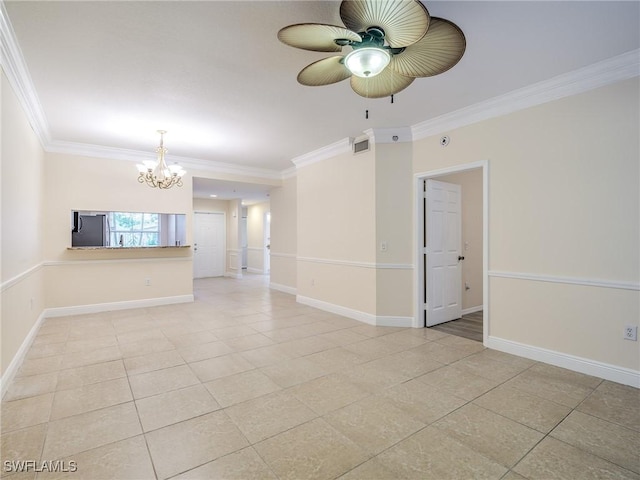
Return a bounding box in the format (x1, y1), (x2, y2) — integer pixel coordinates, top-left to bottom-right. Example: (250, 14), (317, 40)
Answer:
(415, 160), (488, 343)
(193, 212), (225, 278)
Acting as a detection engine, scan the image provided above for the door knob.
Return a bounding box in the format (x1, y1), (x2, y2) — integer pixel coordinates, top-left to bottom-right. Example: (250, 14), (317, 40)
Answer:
(458, 255), (465, 261)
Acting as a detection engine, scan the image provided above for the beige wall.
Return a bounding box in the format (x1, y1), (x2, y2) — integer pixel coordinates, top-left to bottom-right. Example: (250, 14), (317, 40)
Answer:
(375, 142), (413, 318)
(247, 202), (270, 273)
(296, 148), (378, 315)
(413, 78), (639, 371)
(436, 169), (483, 310)
(1, 70), (46, 376)
(42, 152), (193, 309)
(295, 141), (416, 321)
(193, 197), (228, 213)
(269, 176), (297, 290)
(297, 150), (376, 261)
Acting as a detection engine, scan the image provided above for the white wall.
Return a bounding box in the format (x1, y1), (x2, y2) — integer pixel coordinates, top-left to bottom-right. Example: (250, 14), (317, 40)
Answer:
(413, 78), (639, 374)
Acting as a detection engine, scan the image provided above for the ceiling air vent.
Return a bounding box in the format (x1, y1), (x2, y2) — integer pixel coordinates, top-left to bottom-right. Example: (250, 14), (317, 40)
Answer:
(353, 138), (369, 154)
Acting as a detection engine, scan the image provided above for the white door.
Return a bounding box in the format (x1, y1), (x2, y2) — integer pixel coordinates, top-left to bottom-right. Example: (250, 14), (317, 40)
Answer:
(193, 213), (225, 278)
(425, 179), (462, 326)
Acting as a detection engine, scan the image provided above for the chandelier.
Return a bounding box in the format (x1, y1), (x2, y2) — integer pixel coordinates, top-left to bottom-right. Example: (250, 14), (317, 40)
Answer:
(136, 130), (186, 189)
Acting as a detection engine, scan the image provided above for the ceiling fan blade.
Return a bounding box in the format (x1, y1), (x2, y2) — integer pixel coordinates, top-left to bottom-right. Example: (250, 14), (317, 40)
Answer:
(389, 17), (466, 77)
(297, 56), (352, 86)
(350, 67), (414, 98)
(278, 24), (362, 52)
(340, 0), (430, 48)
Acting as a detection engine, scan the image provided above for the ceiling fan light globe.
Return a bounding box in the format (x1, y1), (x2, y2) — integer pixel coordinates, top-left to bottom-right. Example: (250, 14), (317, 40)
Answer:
(345, 47), (390, 78)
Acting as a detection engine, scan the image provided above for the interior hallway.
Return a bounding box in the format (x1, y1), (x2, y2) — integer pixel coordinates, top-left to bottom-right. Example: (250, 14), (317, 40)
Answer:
(2, 275), (638, 479)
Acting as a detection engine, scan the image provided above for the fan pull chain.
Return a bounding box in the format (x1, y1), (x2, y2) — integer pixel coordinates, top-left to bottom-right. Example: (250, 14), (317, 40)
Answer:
(365, 109), (369, 119)
(391, 94), (394, 104)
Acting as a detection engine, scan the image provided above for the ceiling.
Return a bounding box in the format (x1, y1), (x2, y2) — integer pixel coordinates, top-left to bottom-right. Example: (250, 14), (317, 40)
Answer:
(3, 1), (639, 199)
(192, 177), (272, 203)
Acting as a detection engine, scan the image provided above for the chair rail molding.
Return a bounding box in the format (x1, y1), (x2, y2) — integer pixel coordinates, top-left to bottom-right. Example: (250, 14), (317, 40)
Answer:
(488, 270), (640, 291)
(297, 256), (413, 270)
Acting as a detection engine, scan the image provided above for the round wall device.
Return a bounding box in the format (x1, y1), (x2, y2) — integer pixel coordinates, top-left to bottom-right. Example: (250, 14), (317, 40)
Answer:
(440, 135), (450, 146)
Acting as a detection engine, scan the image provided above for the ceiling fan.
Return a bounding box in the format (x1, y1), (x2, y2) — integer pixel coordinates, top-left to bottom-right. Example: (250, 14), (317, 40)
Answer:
(278, 0), (466, 98)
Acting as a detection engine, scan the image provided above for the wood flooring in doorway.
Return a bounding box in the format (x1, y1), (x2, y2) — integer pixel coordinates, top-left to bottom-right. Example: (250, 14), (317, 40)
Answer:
(430, 310), (483, 343)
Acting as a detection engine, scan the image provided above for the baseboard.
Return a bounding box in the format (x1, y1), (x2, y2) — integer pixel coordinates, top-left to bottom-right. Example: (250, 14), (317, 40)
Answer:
(1, 311), (46, 399)
(462, 305), (483, 315)
(487, 336), (640, 388)
(296, 295), (413, 327)
(269, 282), (297, 295)
(44, 295), (194, 318)
(224, 272), (243, 279)
(246, 267), (264, 274)
(375, 315), (414, 328)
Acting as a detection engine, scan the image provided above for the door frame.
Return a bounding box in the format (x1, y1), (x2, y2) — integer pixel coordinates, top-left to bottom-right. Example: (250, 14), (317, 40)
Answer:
(193, 211), (227, 279)
(263, 211), (271, 275)
(413, 160), (489, 345)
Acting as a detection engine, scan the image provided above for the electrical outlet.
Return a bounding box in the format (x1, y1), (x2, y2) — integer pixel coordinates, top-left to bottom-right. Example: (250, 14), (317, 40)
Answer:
(623, 325), (637, 341)
(145, 278), (151, 286)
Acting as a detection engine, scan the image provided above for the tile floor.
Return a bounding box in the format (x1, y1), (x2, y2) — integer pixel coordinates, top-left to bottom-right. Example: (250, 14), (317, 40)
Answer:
(2, 275), (639, 479)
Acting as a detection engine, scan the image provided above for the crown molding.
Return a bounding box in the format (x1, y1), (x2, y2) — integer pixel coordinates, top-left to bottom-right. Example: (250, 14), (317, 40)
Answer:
(364, 127), (412, 144)
(281, 165), (297, 179)
(46, 140), (283, 180)
(288, 50), (638, 174)
(412, 48), (640, 141)
(0, 1), (51, 145)
(291, 137), (353, 169)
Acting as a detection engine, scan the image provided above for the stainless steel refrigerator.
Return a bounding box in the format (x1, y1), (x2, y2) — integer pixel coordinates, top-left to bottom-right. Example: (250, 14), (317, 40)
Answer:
(72, 213), (107, 247)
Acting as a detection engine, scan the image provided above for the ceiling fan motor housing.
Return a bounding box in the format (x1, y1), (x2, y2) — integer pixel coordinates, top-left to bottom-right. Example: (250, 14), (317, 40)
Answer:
(357, 27), (386, 48)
